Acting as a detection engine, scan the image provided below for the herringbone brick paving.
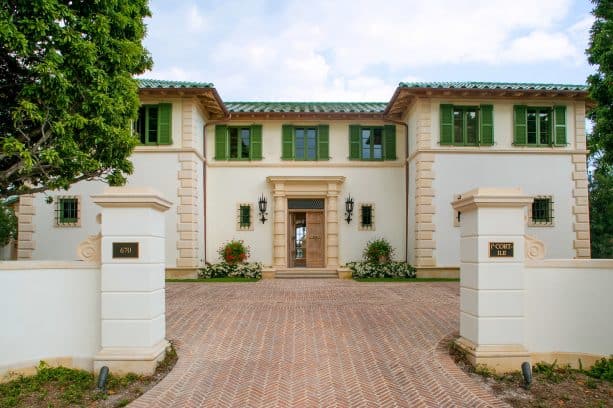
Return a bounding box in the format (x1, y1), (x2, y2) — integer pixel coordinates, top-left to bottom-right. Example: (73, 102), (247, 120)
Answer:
(131, 280), (508, 407)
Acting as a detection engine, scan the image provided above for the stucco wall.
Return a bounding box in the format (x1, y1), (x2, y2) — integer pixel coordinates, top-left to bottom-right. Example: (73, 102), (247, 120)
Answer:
(434, 154), (575, 266)
(0, 262), (100, 376)
(525, 260), (613, 356)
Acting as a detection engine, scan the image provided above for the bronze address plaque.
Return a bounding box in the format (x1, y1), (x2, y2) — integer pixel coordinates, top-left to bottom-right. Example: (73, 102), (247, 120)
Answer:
(112, 242), (139, 258)
(489, 242), (514, 258)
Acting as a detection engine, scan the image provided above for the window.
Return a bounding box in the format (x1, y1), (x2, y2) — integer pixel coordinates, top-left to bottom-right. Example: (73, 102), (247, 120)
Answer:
(358, 203), (375, 230)
(134, 103), (172, 145)
(349, 125), (396, 160)
(56, 196), (80, 227)
(440, 104), (493, 146)
(514, 105), (566, 146)
(281, 124), (329, 160)
(236, 204), (253, 231)
(215, 125), (262, 160)
(529, 196), (554, 226)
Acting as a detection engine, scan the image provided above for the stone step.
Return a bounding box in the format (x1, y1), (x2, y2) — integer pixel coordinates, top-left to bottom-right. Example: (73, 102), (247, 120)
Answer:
(275, 269), (338, 279)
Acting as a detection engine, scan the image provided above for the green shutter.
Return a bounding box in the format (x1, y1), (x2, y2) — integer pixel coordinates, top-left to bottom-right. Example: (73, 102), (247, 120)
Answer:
(440, 104), (453, 145)
(349, 125), (361, 160)
(384, 124), (397, 160)
(215, 125), (227, 160)
(479, 104), (494, 146)
(158, 103), (172, 145)
(554, 105), (567, 146)
(250, 124), (263, 160)
(281, 124), (294, 160)
(513, 105), (527, 145)
(317, 124), (329, 160)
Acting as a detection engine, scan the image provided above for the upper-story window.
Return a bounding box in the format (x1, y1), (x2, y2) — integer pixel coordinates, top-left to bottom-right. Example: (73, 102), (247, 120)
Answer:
(514, 105), (566, 146)
(215, 125), (262, 160)
(282, 125), (329, 161)
(349, 125), (396, 160)
(440, 104), (493, 146)
(135, 103), (172, 145)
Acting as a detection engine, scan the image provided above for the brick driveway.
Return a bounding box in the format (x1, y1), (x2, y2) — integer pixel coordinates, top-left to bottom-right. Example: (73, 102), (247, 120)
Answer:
(132, 280), (506, 407)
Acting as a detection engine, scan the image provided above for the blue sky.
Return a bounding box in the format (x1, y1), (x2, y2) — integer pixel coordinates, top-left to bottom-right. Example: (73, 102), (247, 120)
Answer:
(142, 0), (595, 101)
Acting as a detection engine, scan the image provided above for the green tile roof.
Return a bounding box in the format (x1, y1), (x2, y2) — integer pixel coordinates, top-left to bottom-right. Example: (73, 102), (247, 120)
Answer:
(137, 78), (214, 89)
(399, 81), (587, 91)
(225, 102), (388, 114)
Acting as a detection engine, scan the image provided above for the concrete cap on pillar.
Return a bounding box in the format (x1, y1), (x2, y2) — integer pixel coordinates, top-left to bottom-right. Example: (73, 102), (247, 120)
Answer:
(91, 187), (172, 212)
(452, 187), (533, 213)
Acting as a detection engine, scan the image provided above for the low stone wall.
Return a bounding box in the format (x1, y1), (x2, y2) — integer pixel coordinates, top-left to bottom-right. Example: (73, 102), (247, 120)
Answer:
(525, 259), (613, 367)
(0, 261), (100, 379)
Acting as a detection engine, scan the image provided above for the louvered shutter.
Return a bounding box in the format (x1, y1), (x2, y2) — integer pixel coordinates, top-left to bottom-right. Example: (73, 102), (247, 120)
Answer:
(479, 104), (494, 145)
(440, 104), (453, 145)
(215, 125), (227, 160)
(349, 125), (361, 160)
(513, 105), (527, 145)
(384, 124), (397, 160)
(554, 106), (567, 146)
(317, 124), (329, 160)
(281, 124), (294, 159)
(250, 124), (263, 160)
(158, 103), (172, 145)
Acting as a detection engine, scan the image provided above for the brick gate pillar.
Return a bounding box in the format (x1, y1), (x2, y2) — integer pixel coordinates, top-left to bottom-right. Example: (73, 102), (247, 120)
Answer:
(92, 187), (172, 375)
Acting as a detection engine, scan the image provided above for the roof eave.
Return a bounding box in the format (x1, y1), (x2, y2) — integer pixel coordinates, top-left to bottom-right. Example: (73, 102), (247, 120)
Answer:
(139, 87), (229, 119)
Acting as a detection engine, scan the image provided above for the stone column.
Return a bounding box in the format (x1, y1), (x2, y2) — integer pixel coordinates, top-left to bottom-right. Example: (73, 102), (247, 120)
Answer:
(92, 187), (172, 375)
(271, 183), (286, 268)
(452, 187), (532, 373)
(326, 182), (340, 268)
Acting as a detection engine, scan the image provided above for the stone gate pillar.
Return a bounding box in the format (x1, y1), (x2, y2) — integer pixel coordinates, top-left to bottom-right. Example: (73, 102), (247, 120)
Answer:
(452, 188), (532, 373)
(92, 187), (172, 375)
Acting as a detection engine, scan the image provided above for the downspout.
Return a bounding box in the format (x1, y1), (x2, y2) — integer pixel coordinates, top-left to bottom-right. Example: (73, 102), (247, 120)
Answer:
(385, 117), (410, 263)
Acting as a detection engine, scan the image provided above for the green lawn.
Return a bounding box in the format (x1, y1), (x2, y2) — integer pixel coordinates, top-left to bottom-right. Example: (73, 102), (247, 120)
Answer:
(353, 277), (459, 282)
(166, 277), (260, 283)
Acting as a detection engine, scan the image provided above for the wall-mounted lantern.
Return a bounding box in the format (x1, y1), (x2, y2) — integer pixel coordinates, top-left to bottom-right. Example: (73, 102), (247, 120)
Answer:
(344, 195), (354, 224)
(258, 194), (268, 223)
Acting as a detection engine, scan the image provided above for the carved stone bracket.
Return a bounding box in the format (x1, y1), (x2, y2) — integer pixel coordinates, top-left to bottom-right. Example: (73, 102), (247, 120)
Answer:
(77, 233), (102, 263)
(525, 235), (545, 260)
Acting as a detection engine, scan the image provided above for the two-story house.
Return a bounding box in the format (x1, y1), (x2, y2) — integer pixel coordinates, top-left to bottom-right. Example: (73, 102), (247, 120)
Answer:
(12, 79), (590, 278)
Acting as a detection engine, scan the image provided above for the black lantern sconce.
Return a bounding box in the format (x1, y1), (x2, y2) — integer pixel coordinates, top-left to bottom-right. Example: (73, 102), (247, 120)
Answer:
(258, 194), (268, 224)
(344, 195), (354, 224)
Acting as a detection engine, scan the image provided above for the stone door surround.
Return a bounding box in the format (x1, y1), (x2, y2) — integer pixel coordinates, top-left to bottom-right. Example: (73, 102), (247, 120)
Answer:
(267, 176), (344, 269)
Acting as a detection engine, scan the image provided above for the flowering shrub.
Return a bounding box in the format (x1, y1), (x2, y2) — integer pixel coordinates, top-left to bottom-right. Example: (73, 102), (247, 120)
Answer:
(218, 240), (250, 264)
(346, 261), (416, 278)
(199, 262), (262, 279)
(363, 238), (395, 264)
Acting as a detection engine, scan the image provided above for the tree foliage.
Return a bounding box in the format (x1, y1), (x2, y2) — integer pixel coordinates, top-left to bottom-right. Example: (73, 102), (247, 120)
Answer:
(587, 0), (613, 166)
(0, 0), (152, 199)
(0, 202), (17, 247)
(589, 161), (613, 258)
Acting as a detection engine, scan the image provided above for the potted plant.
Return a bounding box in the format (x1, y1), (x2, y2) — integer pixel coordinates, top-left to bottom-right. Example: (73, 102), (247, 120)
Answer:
(218, 240), (250, 265)
(363, 238), (394, 264)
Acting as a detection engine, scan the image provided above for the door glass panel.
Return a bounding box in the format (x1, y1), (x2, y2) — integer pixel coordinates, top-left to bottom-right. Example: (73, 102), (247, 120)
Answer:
(527, 110), (537, 144)
(453, 109), (463, 144)
(539, 111), (550, 145)
(240, 128), (250, 158)
(295, 128), (305, 159)
(361, 129), (371, 159)
(466, 109), (477, 145)
(295, 217), (306, 259)
(373, 128), (383, 159)
(229, 128), (239, 158)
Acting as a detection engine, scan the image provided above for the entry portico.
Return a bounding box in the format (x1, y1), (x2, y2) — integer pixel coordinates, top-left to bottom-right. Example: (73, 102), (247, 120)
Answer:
(267, 176), (344, 270)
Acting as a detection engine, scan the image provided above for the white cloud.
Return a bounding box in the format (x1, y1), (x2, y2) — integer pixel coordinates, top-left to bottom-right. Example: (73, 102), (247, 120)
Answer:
(143, 0), (590, 100)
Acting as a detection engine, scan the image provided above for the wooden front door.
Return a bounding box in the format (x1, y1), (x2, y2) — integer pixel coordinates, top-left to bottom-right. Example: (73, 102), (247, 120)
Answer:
(306, 211), (324, 267)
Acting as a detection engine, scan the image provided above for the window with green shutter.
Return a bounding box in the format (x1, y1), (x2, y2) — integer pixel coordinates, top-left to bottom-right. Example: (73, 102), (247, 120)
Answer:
(214, 125), (263, 160)
(439, 104), (493, 146)
(348, 125), (396, 160)
(56, 196), (79, 226)
(513, 106), (565, 147)
(135, 103), (172, 145)
(280, 125), (329, 160)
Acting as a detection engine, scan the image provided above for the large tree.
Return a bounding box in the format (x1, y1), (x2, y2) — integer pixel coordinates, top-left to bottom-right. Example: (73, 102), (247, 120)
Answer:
(587, 0), (613, 258)
(587, 0), (613, 166)
(0, 0), (152, 199)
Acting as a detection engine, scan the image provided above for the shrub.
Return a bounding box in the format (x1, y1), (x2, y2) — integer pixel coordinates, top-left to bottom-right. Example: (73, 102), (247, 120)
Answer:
(199, 262), (262, 279)
(363, 238), (395, 264)
(587, 356), (613, 381)
(0, 203), (17, 247)
(346, 261), (416, 278)
(218, 240), (250, 264)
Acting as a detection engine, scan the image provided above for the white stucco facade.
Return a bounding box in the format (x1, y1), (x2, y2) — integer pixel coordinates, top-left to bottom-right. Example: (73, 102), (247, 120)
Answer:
(13, 80), (590, 276)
